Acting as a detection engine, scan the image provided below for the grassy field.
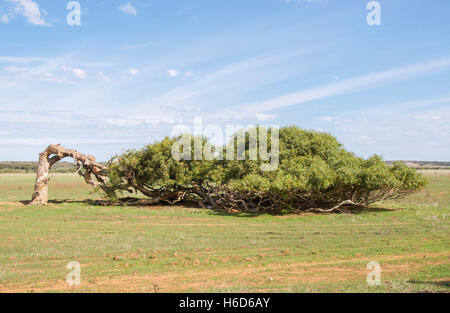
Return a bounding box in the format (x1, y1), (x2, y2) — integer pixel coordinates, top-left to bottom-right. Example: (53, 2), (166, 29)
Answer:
(0, 173), (448, 293)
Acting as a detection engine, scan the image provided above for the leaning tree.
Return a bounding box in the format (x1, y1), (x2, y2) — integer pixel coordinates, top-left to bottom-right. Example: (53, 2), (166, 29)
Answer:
(30, 127), (427, 213)
(30, 144), (109, 205)
(106, 127), (428, 213)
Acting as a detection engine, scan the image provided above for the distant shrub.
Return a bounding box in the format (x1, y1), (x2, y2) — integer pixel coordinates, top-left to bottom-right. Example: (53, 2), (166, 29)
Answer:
(106, 126), (427, 213)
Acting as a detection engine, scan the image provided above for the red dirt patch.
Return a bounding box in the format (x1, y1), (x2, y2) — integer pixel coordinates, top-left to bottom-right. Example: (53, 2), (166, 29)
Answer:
(1, 251), (448, 293)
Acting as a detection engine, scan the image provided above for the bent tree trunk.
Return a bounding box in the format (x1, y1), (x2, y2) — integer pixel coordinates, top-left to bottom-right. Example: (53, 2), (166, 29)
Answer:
(30, 144), (108, 205)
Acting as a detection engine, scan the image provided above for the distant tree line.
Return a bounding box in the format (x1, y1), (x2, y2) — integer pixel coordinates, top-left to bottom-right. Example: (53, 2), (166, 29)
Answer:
(385, 161), (450, 169)
(0, 161), (77, 173)
(4, 160), (447, 175)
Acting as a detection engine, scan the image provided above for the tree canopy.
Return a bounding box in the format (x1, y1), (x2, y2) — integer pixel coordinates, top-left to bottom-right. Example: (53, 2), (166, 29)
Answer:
(105, 126), (427, 213)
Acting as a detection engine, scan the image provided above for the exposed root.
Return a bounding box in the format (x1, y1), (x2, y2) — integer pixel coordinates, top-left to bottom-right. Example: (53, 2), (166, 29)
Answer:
(305, 200), (358, 213)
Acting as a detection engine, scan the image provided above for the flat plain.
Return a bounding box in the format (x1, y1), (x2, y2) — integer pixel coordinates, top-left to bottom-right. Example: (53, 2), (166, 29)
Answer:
(0, 172), (448, 292)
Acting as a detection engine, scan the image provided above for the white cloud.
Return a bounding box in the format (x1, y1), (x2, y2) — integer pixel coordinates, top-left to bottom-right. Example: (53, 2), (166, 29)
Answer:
(131, 51), (311, 115)
(1, 13), (12, 23)
(120, 44), (141, 50)
(253, 113), (277, 121)
(358, 136), (375, 144)
(312, 97), (450, 160)
(118, 3), (137, 16)
(5, 0), (50, 26)
(72, 68), (87, 79)
(129, 68), (139, 75)
(167, 69), (194, 78)
(41, 73), (76, 85)
(241, 56), (450, 113)
(98, 71), (111, 82)
(0, 56), (47, 63)
(167, 69), (181, 78)
(316, 116), (340, 122)
(0, 136), (135, 145)
(4, 66), (28, 72)
(62, 66), (87, 79)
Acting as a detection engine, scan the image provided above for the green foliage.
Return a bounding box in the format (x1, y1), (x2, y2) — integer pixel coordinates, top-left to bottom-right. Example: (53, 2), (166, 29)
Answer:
(107, 136), (220, 201)
(107, 126), (427, 213)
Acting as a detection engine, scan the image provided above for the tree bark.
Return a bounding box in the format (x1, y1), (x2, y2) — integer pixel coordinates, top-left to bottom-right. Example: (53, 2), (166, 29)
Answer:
(30, 144), (108, 205)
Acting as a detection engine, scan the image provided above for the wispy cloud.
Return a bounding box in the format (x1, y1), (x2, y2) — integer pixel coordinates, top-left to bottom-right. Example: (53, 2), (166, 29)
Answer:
(3, 0), (50, 26)
(0, 55), (110, 86)
(97, 71), (111, 83)
(118, 3), (137, 16)
(4, 66), (28, 72)
(241, 57), (450, 113)
(167, 69), (181, 78)
(129, 68), (139, 75)
(312, 97), (450, 159)
(0, 56), (48, 63)
(0, 12), (12, 23)
(62, 66), (87, 79)
(120, 44), (141, 50)
(133, 50), (315, 113)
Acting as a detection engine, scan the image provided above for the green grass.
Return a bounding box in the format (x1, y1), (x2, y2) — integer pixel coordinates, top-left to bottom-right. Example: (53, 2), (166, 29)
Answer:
(0, 173), (448, 292)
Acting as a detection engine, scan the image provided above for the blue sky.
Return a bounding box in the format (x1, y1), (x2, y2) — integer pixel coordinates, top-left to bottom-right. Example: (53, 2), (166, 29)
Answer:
(0, 0), (449, 161)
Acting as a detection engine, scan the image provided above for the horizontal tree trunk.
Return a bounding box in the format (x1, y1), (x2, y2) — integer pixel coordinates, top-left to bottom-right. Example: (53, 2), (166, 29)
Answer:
(30, 144), (108, 205)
